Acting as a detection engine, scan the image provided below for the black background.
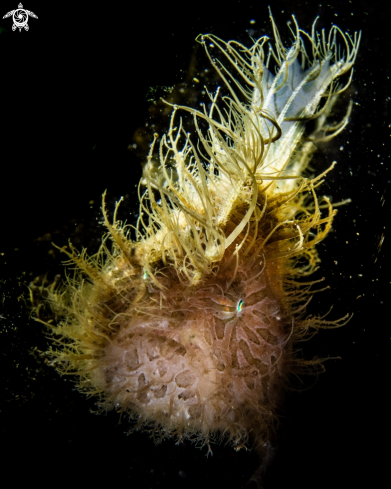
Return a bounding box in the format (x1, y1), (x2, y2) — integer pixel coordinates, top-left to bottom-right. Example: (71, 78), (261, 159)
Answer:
(1, 0), (390, 488)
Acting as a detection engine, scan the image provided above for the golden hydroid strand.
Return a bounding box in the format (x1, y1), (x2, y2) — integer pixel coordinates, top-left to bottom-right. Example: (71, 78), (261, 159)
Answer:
(35, 13), (360, 460)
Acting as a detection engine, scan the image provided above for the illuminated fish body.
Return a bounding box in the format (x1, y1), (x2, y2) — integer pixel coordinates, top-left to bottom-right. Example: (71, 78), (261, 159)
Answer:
(40, 14), (360, 460)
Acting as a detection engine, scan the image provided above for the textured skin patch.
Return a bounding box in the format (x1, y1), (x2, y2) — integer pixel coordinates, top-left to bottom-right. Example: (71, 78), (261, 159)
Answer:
(214, 317), (226, 340)
(243, 324), (261, 345)
(175, 370), (196, 388)
(125, 348), (140, 369)
(153, 384), (167, 399)
(256, 328), (277, 345)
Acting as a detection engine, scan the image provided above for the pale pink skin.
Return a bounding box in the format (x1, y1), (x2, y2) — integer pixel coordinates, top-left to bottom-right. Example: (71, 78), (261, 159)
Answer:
(90, 254), (288, 450)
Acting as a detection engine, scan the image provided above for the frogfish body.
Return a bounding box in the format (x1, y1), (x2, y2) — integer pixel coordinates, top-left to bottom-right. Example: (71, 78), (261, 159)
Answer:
(40, 14), (360, 456)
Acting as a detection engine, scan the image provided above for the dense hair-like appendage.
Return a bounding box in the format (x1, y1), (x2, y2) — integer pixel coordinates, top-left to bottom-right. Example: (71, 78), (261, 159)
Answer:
(35, 13), (360, 455)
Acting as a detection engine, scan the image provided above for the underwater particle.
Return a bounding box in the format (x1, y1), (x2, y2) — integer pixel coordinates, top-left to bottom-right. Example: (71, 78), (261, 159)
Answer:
(35, 11), (360, 470)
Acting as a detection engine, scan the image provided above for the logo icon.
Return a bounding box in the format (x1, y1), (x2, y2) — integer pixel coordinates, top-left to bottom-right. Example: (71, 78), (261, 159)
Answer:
(2, 3), (38, 32)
